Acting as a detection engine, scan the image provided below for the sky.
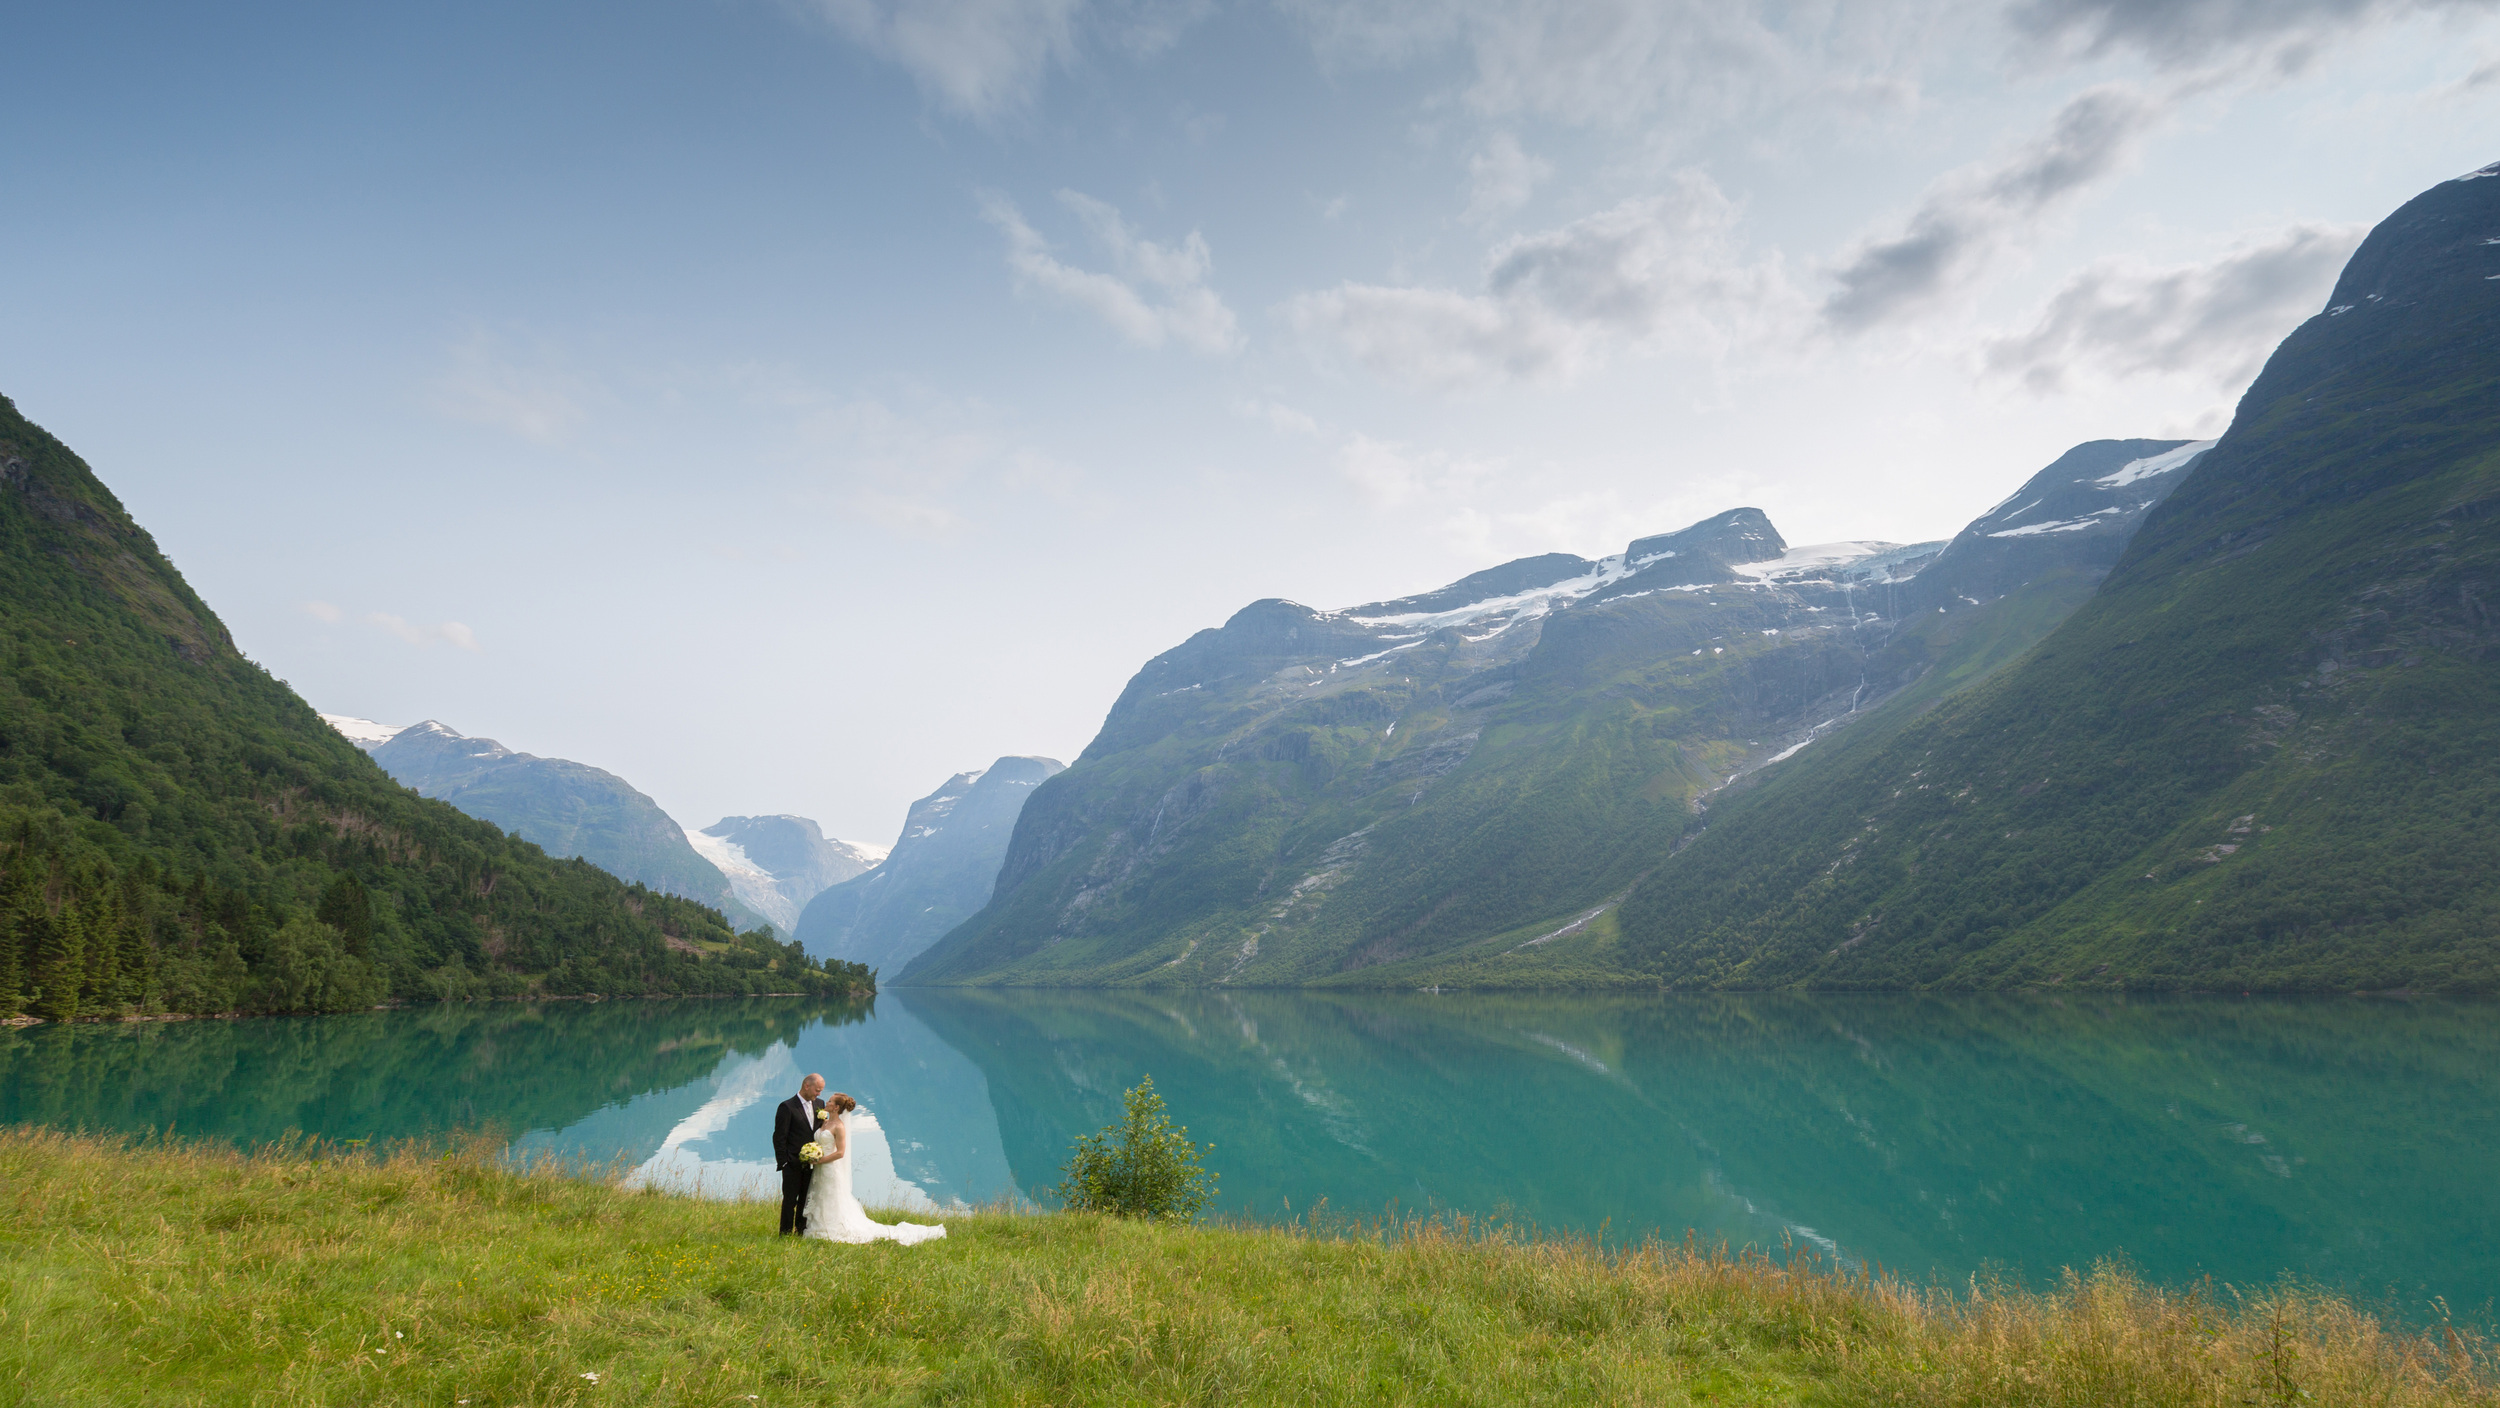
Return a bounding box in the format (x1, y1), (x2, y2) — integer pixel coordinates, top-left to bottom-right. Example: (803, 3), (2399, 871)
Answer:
(4, 0), (2497, 848)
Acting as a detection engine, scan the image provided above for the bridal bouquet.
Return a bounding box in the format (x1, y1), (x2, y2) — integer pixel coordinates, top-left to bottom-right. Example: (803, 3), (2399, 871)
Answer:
(798, 1141), (824, 1164)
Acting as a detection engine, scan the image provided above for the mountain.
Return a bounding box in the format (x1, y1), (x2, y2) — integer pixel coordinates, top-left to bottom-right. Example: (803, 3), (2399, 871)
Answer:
(797, 757), (1064, 975)
(0, 394), (871, 1018)
(365, 721), (772, 932)
(686, 815), (884, 934)
(333, 717), (882, 935)
(320, 713), (405, 750)
(1612, 159), (2500, 992)
(900, 433), (2205, 987)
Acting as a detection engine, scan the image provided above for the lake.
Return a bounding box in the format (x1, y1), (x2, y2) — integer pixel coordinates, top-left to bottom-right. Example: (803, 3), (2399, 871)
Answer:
(5, 990), (2494, 1319)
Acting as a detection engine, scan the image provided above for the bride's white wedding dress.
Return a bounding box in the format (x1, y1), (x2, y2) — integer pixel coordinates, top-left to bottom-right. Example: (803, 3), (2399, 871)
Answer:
(801, 1113), (947, 1246)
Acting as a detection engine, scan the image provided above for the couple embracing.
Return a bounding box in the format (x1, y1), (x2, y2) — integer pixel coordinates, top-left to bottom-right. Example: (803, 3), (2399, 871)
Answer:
(772, 1072), (947, 1245)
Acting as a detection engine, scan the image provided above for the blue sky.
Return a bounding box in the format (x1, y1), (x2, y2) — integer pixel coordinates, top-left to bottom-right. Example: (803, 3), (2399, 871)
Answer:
(6, 0), (2496, 847)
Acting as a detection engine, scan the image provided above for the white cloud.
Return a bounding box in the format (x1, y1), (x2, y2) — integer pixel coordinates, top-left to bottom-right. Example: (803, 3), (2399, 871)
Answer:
(1330, 432), (1745, 565)
(2007, 0), (2500, 70)
(735, 376), (1089, 539)
(1236, 398), (1323, 435)
(982, 191), (1242, 354)
(803, 0), (1083, 117)
(305, 596), (481, 649)
(1982, 221), (2368, 392)
(1338, 433), (1502, 509)
(1286, 173), (1797, 388)
(1823, 84), (2166, 332)
(366, 614), (482, 651)
(1463, 133), (1553, 225)
(428, 333), (596, 444)
(798, 0), (1213, 118)
(1282, 0), (1942, 132)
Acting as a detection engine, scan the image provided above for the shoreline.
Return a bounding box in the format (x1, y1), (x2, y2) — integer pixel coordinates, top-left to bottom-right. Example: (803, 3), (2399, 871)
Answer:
(0, 988), (875, 1028)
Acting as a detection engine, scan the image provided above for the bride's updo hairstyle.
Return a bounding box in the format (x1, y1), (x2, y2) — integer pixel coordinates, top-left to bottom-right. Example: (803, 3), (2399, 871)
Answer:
(828, 1093), (858, 1115)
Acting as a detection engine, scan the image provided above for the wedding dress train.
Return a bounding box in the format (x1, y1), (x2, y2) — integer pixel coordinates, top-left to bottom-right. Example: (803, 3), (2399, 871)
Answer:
(801, 1112), (948, 1246)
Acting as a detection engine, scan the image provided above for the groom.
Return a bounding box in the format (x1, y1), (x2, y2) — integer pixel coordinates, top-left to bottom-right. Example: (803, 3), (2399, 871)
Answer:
(773, 1072), (826, 1236)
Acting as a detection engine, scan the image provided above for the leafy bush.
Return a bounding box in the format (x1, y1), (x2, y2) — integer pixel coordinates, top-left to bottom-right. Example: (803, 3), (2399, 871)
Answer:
(1055, 1076), (1217, 1223)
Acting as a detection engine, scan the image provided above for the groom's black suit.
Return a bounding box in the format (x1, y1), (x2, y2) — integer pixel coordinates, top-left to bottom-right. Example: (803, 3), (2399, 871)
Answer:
(773, 1094), (823, 1236)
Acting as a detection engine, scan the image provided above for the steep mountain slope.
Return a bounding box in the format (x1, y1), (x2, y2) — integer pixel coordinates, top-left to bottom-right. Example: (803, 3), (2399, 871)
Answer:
(902, 436), (2201, 987)
(1617, 161), (2500, 992)
(369, 721), (771, 932)
(798, 757), (1063, 975)
(0, 394), (870, 1017)
(686, 814), (883, 934)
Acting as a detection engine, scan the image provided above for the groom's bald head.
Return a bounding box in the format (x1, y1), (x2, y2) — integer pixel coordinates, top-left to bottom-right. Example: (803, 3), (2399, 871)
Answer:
(800, 1073), (825, 1099)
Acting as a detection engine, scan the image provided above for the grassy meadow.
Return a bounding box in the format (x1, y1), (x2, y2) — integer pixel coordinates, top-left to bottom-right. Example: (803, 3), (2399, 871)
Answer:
(2, 1124), (2492, 1406)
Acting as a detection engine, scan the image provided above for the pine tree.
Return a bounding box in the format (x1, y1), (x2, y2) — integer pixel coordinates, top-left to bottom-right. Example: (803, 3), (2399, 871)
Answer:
(316, 872), (374, 957)
(113, 869), (153, 1009)
(78, 892), (121, 1016)
(27, 897), (81, 1022)
(0, 872), (26, 1015)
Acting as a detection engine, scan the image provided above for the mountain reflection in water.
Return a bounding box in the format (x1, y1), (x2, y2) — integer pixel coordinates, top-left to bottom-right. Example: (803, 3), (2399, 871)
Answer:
(3, 991), (2492, 1317)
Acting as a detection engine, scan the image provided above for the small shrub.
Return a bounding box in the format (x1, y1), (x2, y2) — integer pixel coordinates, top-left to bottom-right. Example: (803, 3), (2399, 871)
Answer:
(1055, 1076), (1217, 1223)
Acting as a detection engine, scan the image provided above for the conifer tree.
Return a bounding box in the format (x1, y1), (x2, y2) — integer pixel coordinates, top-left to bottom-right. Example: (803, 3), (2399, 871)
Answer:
(78, 893), (121, 1015)
(27, 898), (81, 1022)
(316, 872), (374, 957)
(0, 873), (25, 1015)
(113, 869), (153, 1009)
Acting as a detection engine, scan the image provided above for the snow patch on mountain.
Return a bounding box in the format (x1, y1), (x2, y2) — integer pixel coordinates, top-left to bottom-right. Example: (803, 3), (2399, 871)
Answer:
(684, 827), (792, 930)
(2095, 440), (2214, 488)
(1730, 541), (1936, 585)
(1988, 508), (2124, 537)
(320, 714), (408, 751)
(1341, 554), (1634, 632)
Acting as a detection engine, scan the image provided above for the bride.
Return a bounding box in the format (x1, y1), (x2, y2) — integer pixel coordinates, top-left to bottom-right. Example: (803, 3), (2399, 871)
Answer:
(801, 1093), (947, 1246)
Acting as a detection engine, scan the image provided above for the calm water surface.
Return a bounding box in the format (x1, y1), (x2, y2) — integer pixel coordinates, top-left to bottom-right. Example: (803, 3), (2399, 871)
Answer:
(5, 991), (2492, 1318)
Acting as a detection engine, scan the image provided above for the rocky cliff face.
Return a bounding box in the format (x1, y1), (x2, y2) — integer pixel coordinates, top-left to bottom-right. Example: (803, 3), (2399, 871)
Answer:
(902, 434), (2201, 988)
(795, 756), (1063, 975)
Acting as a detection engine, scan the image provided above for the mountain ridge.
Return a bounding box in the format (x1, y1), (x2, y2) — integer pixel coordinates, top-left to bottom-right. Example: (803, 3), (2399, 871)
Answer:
(900, 430), (2202, 987)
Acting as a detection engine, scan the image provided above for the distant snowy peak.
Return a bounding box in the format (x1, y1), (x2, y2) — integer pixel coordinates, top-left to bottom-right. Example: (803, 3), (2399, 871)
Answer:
(2096, 440), (2215, 488)
(1324, 511), (1800, 641)
(690, 813), (889, 933)
(393, 719), (514, 761)
(320, 714), (408, 751)
(1966, 439), (2210, 541)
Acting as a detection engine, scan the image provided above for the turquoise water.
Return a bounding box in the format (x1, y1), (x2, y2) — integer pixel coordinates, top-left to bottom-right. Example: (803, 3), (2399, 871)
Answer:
(5, 991), (2493, 1319)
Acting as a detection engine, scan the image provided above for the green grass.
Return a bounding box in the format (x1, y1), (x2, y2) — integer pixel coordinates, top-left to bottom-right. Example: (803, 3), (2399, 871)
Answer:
(5, 1126), (2494, 1406)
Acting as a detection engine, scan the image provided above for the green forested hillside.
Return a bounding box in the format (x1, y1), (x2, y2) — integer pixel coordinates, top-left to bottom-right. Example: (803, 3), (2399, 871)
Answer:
(370, 720), (771, 932)
(0, 395), (871, 1018)
(1615, 160), (2500, 991)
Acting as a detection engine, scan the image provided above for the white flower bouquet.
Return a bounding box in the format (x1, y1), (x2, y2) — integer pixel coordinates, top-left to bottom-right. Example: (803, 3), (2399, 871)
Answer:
(798, 1140), (824, 1164)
